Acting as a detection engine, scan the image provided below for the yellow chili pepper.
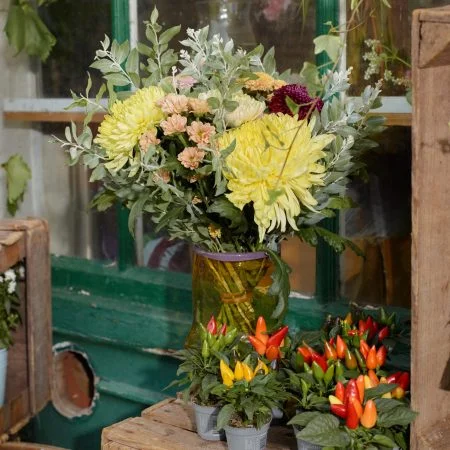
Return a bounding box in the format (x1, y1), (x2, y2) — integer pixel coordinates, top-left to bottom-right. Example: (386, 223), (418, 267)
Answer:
(254, 359), (269, 376)
(234, 361), (244, 381)
(242, 362), (254, 382)
(220, 360), (235, 387)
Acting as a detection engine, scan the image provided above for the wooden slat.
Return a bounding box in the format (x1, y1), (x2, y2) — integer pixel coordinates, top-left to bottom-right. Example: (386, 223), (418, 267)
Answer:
(0, 443), (68, 450)
(411, 7), (450, 450)
(103, 399), (297, 449)
(0, 233), (25, 274)
(3, 111), (105, 123)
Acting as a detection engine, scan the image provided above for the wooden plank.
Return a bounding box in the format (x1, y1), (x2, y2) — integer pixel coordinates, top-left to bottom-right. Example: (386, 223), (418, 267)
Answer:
(418, 22), (450, 68)
(416, 5), (450, 23)
(0, 234), (25, 274)
(3, 111), (104, 123)
(411, 7), (450, 449)
(141, 399), (195, 432)
(102, 416), (295, 450)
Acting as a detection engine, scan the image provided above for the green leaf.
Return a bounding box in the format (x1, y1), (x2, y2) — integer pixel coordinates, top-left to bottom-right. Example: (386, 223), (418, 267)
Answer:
(159, 25), (181, 45)
(377, 406), (418, 427)
(217, 404), (235, 430)
(266, 249), (291, 319)
(364, 384), (398, 401)
(313, 35), (342, 63)
(1, 154), (32, 216)
(128, 196), (147, 236)
(297, 414), (350, 447)
(4, 3), (56, 61)
(288, 412), (321, 427)
(373, 398), (404, 413)
(207, 197), (246, 230)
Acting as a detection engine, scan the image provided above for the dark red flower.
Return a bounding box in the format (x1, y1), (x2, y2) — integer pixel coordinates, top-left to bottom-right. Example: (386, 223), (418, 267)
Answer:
(268, 84), (324, 119)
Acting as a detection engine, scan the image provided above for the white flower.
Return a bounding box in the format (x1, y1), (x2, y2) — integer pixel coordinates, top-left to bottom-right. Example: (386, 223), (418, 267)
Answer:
(225, 93), (266, 127)
(0, 276), (3, 283)
(18, 266), (25, 279)
(7, 280), (16, 294)
(4, 270), (16, 282)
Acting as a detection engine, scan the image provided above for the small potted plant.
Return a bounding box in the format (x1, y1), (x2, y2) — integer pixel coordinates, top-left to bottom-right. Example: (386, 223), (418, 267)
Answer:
(212, 357), (289, 450)
(0, 265), (22, 405)
(171, 315), (239, 441)
(289, 371), (417, 449)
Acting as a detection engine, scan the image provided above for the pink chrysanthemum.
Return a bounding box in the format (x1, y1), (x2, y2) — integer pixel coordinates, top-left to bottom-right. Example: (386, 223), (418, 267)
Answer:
(177, 146), (205, 170)
(268, 84), (324, 119)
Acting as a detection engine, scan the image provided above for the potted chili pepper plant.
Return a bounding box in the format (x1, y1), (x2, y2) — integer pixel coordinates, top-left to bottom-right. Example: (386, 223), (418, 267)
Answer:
(289, 370), (417, 449)
(212, 357), (289, 450)
(170, 315), (239, 441)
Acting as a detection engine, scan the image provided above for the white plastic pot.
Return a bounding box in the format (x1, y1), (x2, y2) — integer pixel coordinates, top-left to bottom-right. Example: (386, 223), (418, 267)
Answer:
(193, 403), (225, 441)
(225, 421), (270, 450)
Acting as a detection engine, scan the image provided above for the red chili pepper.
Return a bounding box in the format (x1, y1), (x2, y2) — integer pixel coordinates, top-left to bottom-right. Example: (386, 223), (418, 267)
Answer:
(265, 345), (280, 362)
(347, 329), (358, 337)
(360, 400), (377, 429)
(329, 337), (335, 346)
(356, 375), (365, 403)
(297, 346), (312, 365)
(397, 372), (410, 391)
(386, 371), (402, 384)
(376, 345), (387, 367)
(218, 323), (227, 336)
(346, 398), (360, 429)
(335, 381), (345, 403)
(366, 346), (378, 370)
(311, 352), (328, 373)
(336, 335), (347, 359)
(266, 326), (289, 348)
(248, 335), (266, 355)
(377, 325), (390, 341)
(359, 339), (370, 360)
(331, 404), (347, 419)
(366, 316), (376, 340)
(206, 315), (217, 335)
(255, 316), (268, 345)
(324, 340), (338, 360)
(358, 319), (368, 334)
(345, 379), (359, 410)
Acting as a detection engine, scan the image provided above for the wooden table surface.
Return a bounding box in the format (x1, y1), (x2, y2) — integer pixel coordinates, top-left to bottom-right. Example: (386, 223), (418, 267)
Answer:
(101, 398), (297, 449)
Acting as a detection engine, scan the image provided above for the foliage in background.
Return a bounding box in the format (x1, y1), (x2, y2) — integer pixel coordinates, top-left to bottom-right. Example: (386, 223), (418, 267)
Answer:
(1, 154), (31, 216)
(4, 0), (57, 61)
(0, 264), (24, 349)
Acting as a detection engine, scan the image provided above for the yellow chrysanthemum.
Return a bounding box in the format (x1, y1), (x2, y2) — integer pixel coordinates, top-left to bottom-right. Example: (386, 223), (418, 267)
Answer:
(218, 114), (334, 242)
(95, 86), (166, 170)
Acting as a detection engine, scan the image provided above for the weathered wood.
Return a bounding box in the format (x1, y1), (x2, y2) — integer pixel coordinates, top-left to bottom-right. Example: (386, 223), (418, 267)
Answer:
(102, 399), (296, 449)
(411, 6), (450, 450)
(0, 443), (68, 450)
(0, 220), (51, 438)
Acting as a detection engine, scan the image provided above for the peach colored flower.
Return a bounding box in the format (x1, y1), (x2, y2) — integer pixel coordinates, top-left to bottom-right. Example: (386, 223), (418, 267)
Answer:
(160, 114), (187, 135)
(139, 130), (160, 153)
(244, 72), (287, 92)
(176, 75), (197, 90)
(152, 169), (171, 184)
(188, 98), (211, 115)
(186, 121), (216, 145)
(208, 224), (222, 239)
(157, 94), (189, 114)
(192, 196), (202, 205)
(177, 146), (205, 170)
(188, 175), (200, 183)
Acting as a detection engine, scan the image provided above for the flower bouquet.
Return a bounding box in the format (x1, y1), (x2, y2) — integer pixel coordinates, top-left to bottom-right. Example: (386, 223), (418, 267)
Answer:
(56, 8), (384, 338)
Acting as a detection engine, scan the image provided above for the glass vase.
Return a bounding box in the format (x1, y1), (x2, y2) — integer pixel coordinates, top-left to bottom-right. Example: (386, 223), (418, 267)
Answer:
(186, 248), (286, 344)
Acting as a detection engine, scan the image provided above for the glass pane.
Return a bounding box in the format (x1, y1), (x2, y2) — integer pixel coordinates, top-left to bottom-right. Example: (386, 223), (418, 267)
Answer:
(341, 127), (411, 307)
(37, 1), (116, 260)
(347, 0), (448, 96)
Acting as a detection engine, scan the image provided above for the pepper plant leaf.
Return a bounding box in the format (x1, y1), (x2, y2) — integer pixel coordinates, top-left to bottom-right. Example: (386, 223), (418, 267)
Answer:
(297, 414), (350, 447)
(266, 248), (291, 320)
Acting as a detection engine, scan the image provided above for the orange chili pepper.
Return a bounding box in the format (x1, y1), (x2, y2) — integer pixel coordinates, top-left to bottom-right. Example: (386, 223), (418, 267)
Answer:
(336, 335), (347, 360)
(366, 345), (378, 370)
(255, 316), (268, 345)
(360, 400), (377, 428)
(356, 375), (365, 403)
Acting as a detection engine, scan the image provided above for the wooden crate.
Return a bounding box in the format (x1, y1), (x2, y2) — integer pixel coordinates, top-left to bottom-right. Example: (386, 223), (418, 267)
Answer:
(101, 398), (297, 449)
(0, 219), (51, 440)
(411, 6), (450, 450)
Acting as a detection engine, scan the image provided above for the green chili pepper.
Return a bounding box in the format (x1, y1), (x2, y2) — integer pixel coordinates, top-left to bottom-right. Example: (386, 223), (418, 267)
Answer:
(354, 348), (366, 371)
(201, 340), (210, 359)
(304, 362), (312, 374)
(224, 328), (238, 345)
(312, 361), (325, 381)
(335, 360), (344, 381)
(212, 334), (225, 351)
(324, 364), (335, 385)
(199, 323), (207, 340)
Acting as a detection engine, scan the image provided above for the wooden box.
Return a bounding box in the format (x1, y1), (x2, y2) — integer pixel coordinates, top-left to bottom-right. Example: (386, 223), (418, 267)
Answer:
(0, 219), (51, 439)
(411, 6), (450, 450)
(101, 399), (296, 449)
